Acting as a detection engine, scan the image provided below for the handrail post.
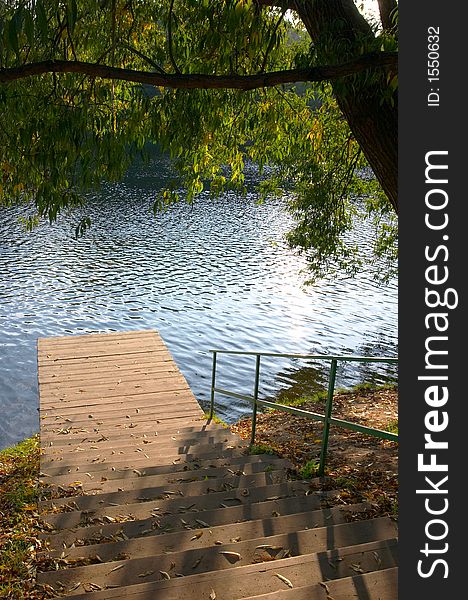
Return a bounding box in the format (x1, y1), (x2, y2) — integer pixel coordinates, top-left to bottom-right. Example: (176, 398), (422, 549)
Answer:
(318, 358), (338, 476)
(209, 351), (217, 421)
(250, 354), (261, 446)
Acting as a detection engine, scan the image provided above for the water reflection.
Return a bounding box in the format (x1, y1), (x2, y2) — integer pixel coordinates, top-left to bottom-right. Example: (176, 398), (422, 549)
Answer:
(0, 158), (397, 449)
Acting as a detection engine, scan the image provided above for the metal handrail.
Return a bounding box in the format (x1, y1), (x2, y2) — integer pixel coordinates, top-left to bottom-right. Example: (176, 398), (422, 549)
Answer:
(208, 349), (398, 476)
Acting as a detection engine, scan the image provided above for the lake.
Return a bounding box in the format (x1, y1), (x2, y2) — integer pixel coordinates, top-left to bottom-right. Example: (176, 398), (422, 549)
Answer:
(0, 157), (397, 449)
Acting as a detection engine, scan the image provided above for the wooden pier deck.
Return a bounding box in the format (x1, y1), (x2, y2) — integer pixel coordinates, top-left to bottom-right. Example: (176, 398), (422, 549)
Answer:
(37, 330), (398, 599)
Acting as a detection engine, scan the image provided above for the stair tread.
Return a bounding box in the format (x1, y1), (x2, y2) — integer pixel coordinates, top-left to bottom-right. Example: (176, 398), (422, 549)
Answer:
(41, 426), (236, 454)
(41, 455), (289, 488)
(42, 502), (372, 559)
(40, 445), (252, 477)
(40, 435), (247, 468)
(42, 480), (319, 530)
(49, 538), (398, 599)
(45, 460), (291, 495)
(42, 494), (344, 549)
(38, 517), (397, 593)
(40, 469), (288, 511)
(241, 567), (398, 600)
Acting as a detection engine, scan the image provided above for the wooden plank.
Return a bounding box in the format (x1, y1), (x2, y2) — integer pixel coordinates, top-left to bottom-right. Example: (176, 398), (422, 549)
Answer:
(39, 375), (190, 400)
(41, 411), (204, 441)
(38, 359), (175, 379)
(40, 414), (207, 438)
(38, 337), (160, 354)
(38, 349), (167, 364)
(39, 397), (193, 416)
(38, 366), (179, 385)
(241, 568), (398, 600)
(37, 349), (172, 366)
(38, 330), (158, 346)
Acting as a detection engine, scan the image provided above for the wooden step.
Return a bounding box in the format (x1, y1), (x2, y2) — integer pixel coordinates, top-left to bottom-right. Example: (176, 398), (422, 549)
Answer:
(42, 480), (316, 530)
(48, 538), (398, 599)
(41, 432), (245, 465)
(41, 443), (248, 475)
(43, 494), (350, 551)
(40, 470), (288, 512)
(40, 450), (281, 481)
(42, 502), (371, 559)
(241, 567), (398, 599)
(40, 441), (248, 472)
(41, 422), (226, 449)
(38, 518), (396, 594)
(44, 458), (291, 493)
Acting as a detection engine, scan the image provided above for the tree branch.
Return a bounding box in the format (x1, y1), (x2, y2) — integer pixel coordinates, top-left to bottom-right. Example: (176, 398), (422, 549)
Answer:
(167, 0), (181, 74)
(0, 51), (397, 88)
(377, 0), (397, 31)
(120, 43), (168, 75)
(260, 7), (287, 72)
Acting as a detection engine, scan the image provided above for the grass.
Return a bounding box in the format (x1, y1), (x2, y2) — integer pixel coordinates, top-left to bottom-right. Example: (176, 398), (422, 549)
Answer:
(298, 460), (320, 479)
(386, 419), (399, 435)
(203, 412), (229, 428)
(249, 443), (276, 455)
(0, 435), (45, 599)
(335, 382), (398, 395)
(278, 390), (327, 408)
(274, 382), (397, 410)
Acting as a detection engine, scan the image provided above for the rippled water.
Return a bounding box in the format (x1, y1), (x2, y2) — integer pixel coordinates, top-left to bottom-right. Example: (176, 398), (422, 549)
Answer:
(0, 158), (397, 449)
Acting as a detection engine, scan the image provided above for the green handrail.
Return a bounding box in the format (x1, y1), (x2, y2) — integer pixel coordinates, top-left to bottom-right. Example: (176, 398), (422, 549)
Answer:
(208, 349), (398, 476)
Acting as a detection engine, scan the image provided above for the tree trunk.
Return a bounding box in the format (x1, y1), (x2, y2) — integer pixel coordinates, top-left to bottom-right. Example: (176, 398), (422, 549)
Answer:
(293, 0), (398, 212)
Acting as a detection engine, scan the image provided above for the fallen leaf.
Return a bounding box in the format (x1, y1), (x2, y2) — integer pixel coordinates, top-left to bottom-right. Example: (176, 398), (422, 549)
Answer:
(219, 551), (241, 562)
(275, 573), (293, 588)
(69, 582), (82, 592)
(195, 519), (210, 527)
(109, 563), (124, 573)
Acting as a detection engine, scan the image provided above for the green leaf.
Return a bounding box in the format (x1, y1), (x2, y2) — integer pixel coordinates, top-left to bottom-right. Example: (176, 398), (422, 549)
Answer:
(67, 0), (78, 33)
(35, 1), (48, 40)
(8, 14), (20, 59)
(24, 10), (34, 46)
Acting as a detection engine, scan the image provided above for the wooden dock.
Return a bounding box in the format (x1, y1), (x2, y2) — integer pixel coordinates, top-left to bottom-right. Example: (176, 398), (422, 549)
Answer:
(37, 330), (398, 599)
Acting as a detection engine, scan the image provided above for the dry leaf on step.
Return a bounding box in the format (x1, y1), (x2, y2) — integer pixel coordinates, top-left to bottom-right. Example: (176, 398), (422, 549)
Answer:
(275, 573), (293, 588)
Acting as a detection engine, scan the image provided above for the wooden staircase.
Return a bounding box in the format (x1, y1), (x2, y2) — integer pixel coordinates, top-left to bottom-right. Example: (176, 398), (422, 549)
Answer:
(37, 331), (398, 599)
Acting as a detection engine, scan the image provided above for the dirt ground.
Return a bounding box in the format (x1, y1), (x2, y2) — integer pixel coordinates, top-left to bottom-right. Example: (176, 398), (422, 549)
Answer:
(231, 387), (398, 518)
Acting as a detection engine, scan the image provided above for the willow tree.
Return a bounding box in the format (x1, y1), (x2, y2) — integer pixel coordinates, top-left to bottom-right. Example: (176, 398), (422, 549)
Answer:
(0, 0), (398, 278)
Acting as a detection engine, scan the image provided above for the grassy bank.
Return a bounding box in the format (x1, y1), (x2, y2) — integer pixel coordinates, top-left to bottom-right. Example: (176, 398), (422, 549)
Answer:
(0, 435), (43, 599)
